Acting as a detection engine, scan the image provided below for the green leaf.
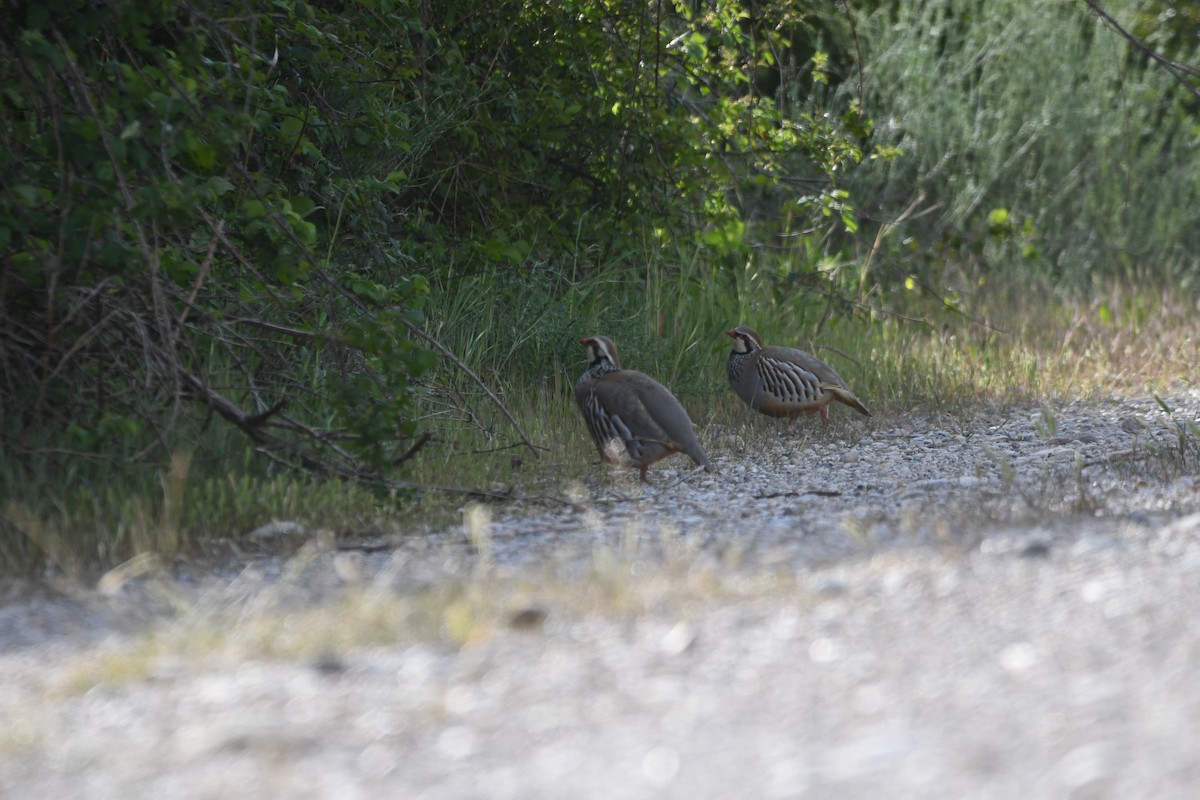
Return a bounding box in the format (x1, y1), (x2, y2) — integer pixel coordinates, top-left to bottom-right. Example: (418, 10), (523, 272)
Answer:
(290, 195), (318, 218)
(294, 220), (317, 245)
(184, 130), (217, 169)
(280, 116), (304, 138)
(206, 176), (235, 196)
(13, 184), (42, 206)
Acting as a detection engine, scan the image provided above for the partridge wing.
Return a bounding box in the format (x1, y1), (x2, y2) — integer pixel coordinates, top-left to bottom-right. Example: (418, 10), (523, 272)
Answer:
(756, 354), (822, 407)
(588, 374), (674, 449)
(772, 346), (851, 391)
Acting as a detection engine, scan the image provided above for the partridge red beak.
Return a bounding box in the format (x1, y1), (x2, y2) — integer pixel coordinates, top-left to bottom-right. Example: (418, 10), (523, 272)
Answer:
(725, 329), (737, 339)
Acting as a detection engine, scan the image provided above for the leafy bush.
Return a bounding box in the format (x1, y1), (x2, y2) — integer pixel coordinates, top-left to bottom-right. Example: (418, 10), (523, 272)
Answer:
(1, 0), (443, 484)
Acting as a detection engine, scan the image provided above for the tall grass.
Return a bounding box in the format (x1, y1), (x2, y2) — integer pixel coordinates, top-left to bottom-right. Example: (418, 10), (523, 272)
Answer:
(835, 0), (1200, 284)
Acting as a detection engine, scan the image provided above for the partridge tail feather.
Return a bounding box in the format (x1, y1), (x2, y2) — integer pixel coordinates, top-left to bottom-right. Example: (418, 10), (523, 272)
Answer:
(690, 445), (712, 471)
(830, 387), (871, 417)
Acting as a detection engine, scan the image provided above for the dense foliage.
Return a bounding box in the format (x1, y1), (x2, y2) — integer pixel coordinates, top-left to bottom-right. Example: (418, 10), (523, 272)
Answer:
(0, 0), (865, 480)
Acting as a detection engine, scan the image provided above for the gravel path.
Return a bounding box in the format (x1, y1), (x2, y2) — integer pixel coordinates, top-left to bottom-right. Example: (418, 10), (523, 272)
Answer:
(2, 391), (1199, 799)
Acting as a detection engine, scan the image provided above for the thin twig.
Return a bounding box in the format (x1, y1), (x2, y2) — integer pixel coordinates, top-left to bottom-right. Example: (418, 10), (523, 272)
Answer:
(1084, 1), (1200, 101)
(391, 431), (432, 466)
(450, 440), (550, 458)
(176, 221), (222, 331)
(401, 319), (540, 459)
(842, 1), (865, 110)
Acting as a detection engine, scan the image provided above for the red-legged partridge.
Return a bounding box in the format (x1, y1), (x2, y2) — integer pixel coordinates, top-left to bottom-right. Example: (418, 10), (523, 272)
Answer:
(576, 335), (710, 482)
(726, 325), (870, 424)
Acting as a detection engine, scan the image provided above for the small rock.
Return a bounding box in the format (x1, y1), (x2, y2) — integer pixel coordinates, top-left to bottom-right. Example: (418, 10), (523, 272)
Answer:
(660, 621), (697, 655)
(312, 651), (346, 675)
(247, 520), (306, 540)
(1128, 510), (1151, 526)
(1019, 540), (1051, 559)
(509, 607), (548, 631)
(810, 576), (848, 597)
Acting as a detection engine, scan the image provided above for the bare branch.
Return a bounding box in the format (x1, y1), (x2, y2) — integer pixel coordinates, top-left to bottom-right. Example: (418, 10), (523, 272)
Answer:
(400, 319), (541, 459)
(1084, 0), (1200, 101)
(391, 431), (432, 466)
